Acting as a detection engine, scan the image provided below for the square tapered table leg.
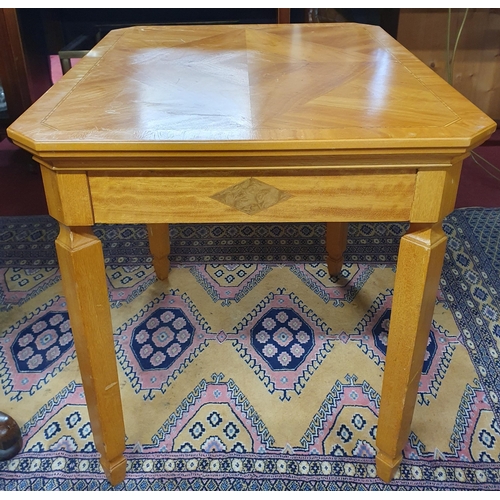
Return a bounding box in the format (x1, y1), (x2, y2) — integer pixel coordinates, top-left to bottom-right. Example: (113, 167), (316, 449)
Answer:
(376, 223), (447, 481)
(56, 224), (126, 485)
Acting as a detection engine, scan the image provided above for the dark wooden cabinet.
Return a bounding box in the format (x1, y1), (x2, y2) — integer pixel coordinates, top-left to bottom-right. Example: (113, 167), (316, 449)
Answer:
(0, 9), (52, 136)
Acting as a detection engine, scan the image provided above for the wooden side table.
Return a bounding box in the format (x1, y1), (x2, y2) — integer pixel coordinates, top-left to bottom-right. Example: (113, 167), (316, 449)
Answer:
(7, 23), (496, 485)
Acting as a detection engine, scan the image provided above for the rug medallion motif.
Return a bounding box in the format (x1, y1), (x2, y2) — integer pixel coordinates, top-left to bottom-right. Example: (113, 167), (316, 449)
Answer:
(1, 211), (500, 490)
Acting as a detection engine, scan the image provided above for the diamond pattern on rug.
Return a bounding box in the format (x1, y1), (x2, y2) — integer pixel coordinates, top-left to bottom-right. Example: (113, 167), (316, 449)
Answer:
(0, 267), (60, 311)
(174, 404), (251, 453)
(24, 405), (96, 454)
(345, 291), (460, 405)
(471, 410), (500, 462)
(0, 296), (75, 401)
(19, 382), (97, 453)
(106, 265), (156, 308)
(130, 307), (196, 371)
(460, 208), (500, 276)
(170, 222), (330, 264)
(231, 290), (333, 400)
(289, 374), (380, 456)
(152, 374), (274, 452)
(290, 263), (374, 306)
(442, 216), (500, 420)
(2, 211), (500, 491)
(465, 395), (500, 463)
(115, 291), (216, 400)
(0, 217), (59, 268)
(0, 216), (410, 267)
(190, 263), (273, 306)
(251, 307), (315, 371)
(324, 408), (378, 458)
(405, 380), (500, 463)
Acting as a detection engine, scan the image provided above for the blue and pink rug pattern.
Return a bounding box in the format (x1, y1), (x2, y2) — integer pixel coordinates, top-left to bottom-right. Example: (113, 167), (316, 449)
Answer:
(1, 209), (500, 490)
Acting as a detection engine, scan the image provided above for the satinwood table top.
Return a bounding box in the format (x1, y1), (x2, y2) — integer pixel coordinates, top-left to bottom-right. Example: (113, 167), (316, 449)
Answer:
(8, 23), (496, 153)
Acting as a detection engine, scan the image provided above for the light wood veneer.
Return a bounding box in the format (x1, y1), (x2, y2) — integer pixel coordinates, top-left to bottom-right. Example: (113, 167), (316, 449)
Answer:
(7, 23), (496, 485)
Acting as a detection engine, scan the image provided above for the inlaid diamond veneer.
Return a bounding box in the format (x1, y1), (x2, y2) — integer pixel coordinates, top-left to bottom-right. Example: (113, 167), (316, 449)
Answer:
(211, 178), (292, 215)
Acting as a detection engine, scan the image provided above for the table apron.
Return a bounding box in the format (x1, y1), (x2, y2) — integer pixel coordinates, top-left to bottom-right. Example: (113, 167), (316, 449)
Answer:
(86, 173), (417, 224)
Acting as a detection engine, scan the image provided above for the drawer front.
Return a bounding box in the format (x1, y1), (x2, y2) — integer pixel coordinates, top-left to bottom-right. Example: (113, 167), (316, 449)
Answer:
(88, 173), (416, 224)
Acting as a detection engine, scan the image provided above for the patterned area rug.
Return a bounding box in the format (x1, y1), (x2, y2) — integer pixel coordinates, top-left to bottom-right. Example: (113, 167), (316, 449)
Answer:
(0, 209), (499, 491)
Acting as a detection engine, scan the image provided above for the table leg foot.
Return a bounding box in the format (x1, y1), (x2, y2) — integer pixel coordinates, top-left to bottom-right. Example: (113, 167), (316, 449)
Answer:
(101, 454), (127, 486)
(147, 223), (170, 280)
(326, 256), (343, 276)
(376, 223), (447, 482)
(376, 452), (402, 482)
(326, 222), (348, 276)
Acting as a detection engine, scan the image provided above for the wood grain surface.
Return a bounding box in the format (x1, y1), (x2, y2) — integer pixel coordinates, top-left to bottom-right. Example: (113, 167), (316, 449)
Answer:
(55, 225), (126, 485)
(7, 23), (496, 154)
(87, 173), (416, 224)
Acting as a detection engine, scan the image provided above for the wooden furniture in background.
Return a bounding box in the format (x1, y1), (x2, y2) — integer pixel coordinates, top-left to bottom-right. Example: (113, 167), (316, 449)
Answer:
(398, 8), (500, 121)
(0, 8), (52, 127)
(7, 23), (495, 486)
(277, 8), (291, 24)
(0, 9), (31, 124)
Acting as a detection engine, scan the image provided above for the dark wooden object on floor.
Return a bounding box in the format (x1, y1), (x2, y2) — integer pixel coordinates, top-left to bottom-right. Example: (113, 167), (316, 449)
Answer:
(0, 411), (22, 461)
